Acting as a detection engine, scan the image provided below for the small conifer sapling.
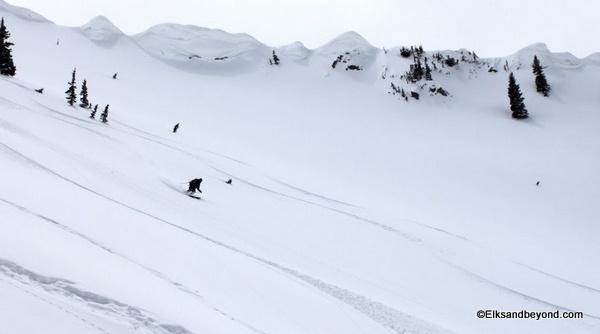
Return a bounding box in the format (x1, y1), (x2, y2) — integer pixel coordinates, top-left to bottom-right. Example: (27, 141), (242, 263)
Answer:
(90, 104), (98, 119)
(79, 79), (89, 107)
(100, 104), (109, 123)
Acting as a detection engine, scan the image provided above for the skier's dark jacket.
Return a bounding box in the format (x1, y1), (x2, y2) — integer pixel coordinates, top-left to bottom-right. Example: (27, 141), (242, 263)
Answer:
(188, 178), (202, 193)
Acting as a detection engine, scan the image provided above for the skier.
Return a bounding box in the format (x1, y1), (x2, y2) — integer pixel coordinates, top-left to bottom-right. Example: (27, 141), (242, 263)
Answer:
(173, 123), (180, 133)
(187, 178), (203, 194)
(226, 179), (232, 185)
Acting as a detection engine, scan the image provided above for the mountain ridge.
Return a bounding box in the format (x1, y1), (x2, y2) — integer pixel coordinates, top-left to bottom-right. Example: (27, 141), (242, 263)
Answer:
(2, 0), (598, 61)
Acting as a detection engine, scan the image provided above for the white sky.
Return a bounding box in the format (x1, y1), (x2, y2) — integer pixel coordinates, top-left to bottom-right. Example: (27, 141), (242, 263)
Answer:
(6, 0), (599, 57)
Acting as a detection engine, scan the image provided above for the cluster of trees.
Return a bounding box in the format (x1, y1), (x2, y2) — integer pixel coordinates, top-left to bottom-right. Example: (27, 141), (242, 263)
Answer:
(399, 45), (433, 84)
(331, 52), (362, 71)
(431, 53), (458, 68)
(65, 68), (110, 123)
(399, 45), (424, 59)
(391, 45), (456, 101)
(403, 57), (434, 83)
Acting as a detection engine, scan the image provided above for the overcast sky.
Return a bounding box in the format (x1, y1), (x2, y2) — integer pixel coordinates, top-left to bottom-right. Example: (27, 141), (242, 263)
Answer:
(6, 0), (598, 58)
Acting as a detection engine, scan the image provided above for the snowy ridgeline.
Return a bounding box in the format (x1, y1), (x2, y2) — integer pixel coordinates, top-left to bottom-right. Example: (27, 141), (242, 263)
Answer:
(1, 1), (600, 334)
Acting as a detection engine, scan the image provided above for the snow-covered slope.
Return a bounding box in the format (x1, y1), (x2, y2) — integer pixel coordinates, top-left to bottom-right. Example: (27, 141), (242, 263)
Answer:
(1, 2), (599, 334)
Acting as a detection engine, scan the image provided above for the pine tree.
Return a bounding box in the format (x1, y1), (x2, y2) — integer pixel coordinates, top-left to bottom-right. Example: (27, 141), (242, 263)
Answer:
(414, 58), (424, 80)
(0, 17), (17, 76)
(79, 79), (89, 107)
(65, 68), (77, 106)
(90, 104), (98, 119)
(425, 58), (432, 81)
(508, 72), (528, 119)
(100, 104), (109, 123)
(532, 55), (550, 97)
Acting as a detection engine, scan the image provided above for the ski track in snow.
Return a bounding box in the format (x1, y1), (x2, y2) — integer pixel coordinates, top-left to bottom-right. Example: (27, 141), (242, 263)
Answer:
(0, 198), (115, 255)
(0, 83), (115, 142)
(32, 100), (118, 141)
(112, 119), (251, 166)
(398, 216), (469, 242)
(0, 258), (193, 334)
(0, 101), (112, 143)
(514, 261), (600, 294)
(235, 177), (422, 244)
(443, 260), (600, 320)
(268, 177), (361, 208)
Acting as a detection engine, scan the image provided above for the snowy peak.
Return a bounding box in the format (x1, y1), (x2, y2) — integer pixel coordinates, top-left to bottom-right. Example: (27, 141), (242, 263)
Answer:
(316, 31), (378, 55)
(0, 0), (50, 22)
(77, 15), (124, 42)
(133, 23), (268, 62)
(313, 31), (379, 72)
(278, 41), (312, 60)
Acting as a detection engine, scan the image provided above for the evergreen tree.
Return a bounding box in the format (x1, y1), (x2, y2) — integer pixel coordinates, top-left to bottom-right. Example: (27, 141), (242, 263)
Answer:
(425, 58), (432, 81)
(79, 79), (89, 108)
(90, 104), (98, 119)
(65, 68), (77, 106)
(508, 72), (528, 119)
(532, 55), (550, 97)
(414, 58), (424, 80)
(0, 17), (17, 76)
(100, 104), (109, 123)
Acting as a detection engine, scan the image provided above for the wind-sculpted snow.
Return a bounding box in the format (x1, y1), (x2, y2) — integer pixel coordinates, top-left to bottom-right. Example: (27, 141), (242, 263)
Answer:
(0, 0), (49, 22)
(0, 258), (194, 334)
(488, 43), (600, 71)
(132, 23), (270, 72)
